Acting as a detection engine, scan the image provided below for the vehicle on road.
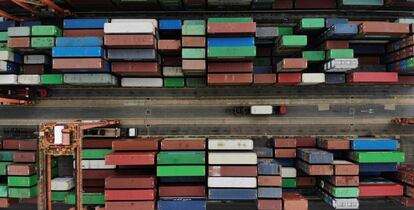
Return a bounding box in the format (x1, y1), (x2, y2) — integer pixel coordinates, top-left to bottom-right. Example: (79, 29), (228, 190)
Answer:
(234, 105), (287, 116)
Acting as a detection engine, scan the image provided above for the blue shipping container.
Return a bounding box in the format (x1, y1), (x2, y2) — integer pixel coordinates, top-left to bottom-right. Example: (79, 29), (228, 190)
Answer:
(359, 163), (398, 173)
(326, 24), (358, 39)
(208, 189), (257, 200)
(258, 159), (280, 175)
(275, 158), (295, 167)
(297, 148), (333, 164)
(0, 61), (18, 73)
(159, 20), (182, 30)
(56, 37), (103, 47)
(351, 139), (398, 151)
(158, 199), (206, 210)
(258, 188), (282, 198)
(0, 21), (16, 31)
(52, 47), (105, 58)
(253, 66), (273, 74)
(326, 18), (348, 27)
(20, 21), (42, 27)
(254, 147), (274, 158)
(64, 19), (109, 29)
(208, 38), (255, 47)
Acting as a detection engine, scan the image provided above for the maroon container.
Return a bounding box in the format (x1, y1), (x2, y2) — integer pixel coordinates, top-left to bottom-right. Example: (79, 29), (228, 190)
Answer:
(160, 139), (206, 150)
(83, 179), (105, 187)
(22, 65), (45, 74)
(163, 57), (182, 66)
(258, 176), (281, 187)
(329, 176), (359, 186)
(2, 139), (20, 150)
(283, 192), (308, 210)
(112, 62), (161, 76)
(105, 175), (156, 189)
(334, 162), (359, 175)
(182, 60), (206, 71)
(83, 139), (114, 148)
(0, 198), (17, 208)
(158, 185), (206, 197)
(104, 35), (156, 48)
(295, 0), (336, 8)
(158, 40), (181, 52)
(273, 138), (296, 148)
(83, 169), (118, 180)
(272, 0), (293, 9)
(275, 149), (296, 158)
(296, 137), (316, 148)
(105, 152), (156, 166)
(398, 76), (414, 85)
(358, 56), (381, 65)
(53, 58), (105, 70)
(278, 58), (307, 72)
(277, 73), (302, 85)
(208, 166), (257, 177)
(63, 29), (105, 37)
(106, 201), (155, 210)
(207, 73), (253, 85)
(182, 37), (206, 47)
(207, 22), (256, 35)
(256, 47), (272, 56)
(319, 139), (350, 150)
(359, 22), (410, 36)
(254, 74), (277, 85)
(13, 151), (36, 163)
(322, 40), (349, 50)
(105, 189), (156, 201)
(84, 187), (104, 193)
(208, 62), (253, 73)
(8, 37), (30, 48)
(299, 161), (333, 176)
(296, 177), (316, 187)
(112, 138), (160, 151)
(7, 164), (36, 176)
(257, 199), (282, 210)
(18, 140), (38, 151)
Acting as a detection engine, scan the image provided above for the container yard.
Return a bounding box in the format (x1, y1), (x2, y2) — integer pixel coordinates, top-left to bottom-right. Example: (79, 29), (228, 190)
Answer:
(0, 1), (413, 210)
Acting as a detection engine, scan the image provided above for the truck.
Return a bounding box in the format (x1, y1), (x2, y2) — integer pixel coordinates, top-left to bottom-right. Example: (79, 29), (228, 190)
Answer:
(0, 86), (47, 105)
(83, 128), (121, 138)
(234, 105), (287, 116)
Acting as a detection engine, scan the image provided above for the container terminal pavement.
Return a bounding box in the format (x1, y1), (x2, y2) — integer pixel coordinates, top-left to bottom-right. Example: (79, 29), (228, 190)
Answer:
(0, 1), (414, 210)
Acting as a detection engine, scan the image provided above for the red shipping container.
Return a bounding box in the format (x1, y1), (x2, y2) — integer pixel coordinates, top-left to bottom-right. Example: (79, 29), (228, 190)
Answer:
(7, 164), (36, 176)
(208, 62), (253, 73)
(104, 35), (156, 48)
(158, 40), (181, 52)
(182, 37), (206, 47)
(319, 139), (350, 150)
(207, 22), (256, 35)
(83, 170), (118, 180)
(258, 176), (281, 187)
(296, 177), (316, 187)
(347, 72), (398, 83)
(334, 162), (359, 175)
(273, 138), (296, 148)
(207, 73), (253, 85)
(295, 0), (336, 8)
(105, 175), (156, 189)
(277, 73), (302, 85)
(0, 198), (17, 208)
(159, 185), (206, 197)
(401, 197), (414, 207)
(359, 184), (403, 197)
(278, 58), (307, 72)
(83, 139), (114, 148)
(13, 151), (36, 163)
(63, 29), (105, 37)
(8, 37), (30, 48)
(296, 137), (316, 147)
(105, 189), (156, 201)
(254, 74), (277, 85)
(359, 22), (410, 36)
(182, 60), (206, 71)
(22, 65), (45, 74)
(283, 192), (308, 210)
(257, 199), (282, 210)
(53, 58), (105, 70)
(2, 139), (20, 150)
(275, 149), (296, 158)
(161, 139), (206, 150)
(208, 166), (257, 177)
(328, 176), (359, 186)
(323, 40), (350, 50)
(272, 0), (293, 9)
(111, 62), (161, 76)
(105, 201), (155, 210)
(398, 76), (414, 85)
(112, 138), (160, 151)
(105, 152), (156, 166)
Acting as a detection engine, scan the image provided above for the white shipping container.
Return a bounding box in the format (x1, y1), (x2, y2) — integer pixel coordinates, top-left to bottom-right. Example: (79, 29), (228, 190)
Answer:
(301, 73), (325, 85)
(324, 59), (358, 72)
(51, 177), (75, 191)
(0, 61), (11, 72)
(208, 177), (257, 188)
(121, 78), (163, 87)
(208, 152), (257, 165)
(163, 67), (184, 77)
(64, 74), (117, 86)
(281, 167), (297, 178)
(24, 55), (49, 65)
(110, 19), (158, 28)
(0, 74), (18, 85)
(331, 198), (359, 209)
(78, 160), (116, 169)
(208, 139), (254, 150)
(104, 22), (156, 34)
(251, 105), (273, 115)
(18, 75), (41, 85)
(0, 51), (15, 62)
(333, 160), (354, 165)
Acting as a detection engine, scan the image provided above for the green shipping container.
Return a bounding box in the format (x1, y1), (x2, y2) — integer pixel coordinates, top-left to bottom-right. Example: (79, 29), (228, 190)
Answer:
(0, 46), (12, 51)
(299, 18), (325, 30)
(408, 58), (414, 69)
(254, 57), (271, 66)
(186, 77), (206, 88)
(157, 151), (205, 165)
(327, 49), (354, 59)
(340, 0), (384, 6)
(208, 17), (253, 23)
(41, 74), (64, 85)
(183, 20), (206, 25)
(8, 27), (31, 37)
(164, 78), (185, 88)
(0, 151), (14, 162)
(82, 149), (112, 160)
(302, 51), (326, 62)
(0, 162), (12, 175)
(280, 35), (308, 48)
(182, 25), (205, 36)
(0, 32), (8, 42)
(330, 186), (359, 198)
(31, 26), (62, 37)
(282, 178), (297, 188)
(0, 185), (7, 197)
(157, 166), (206, 177)
(8, 185), (38, 198)
(8, 175), (37, 187)
(31, 37), (55, 48)
(208, 46), (256, 58)
(52, 191), (71, 201)
(277, 27), (293, 36)
(65, 192), (105, 205)
(182, 48), (205, 59)
(351, 151), (405, 163)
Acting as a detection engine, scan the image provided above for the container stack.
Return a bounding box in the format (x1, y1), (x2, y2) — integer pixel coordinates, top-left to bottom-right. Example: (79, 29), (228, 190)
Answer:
(104, 19), (158, 88)
(387, 34), (414, 76)
(158, 138), (207, 210)
(317, 138), (359, 209)
(159, 19), (185, 88)
(0, 21), (11, 50)
(257, 159), (282, 210)
(208, 139), (258, 203)
(207, 18), (256, 85)
(104, 138), (159, 210)
(348, 138), (405, 198)
(51, 177), (75, 203)
(82, 148), (114, 193)
(295, 137), (317, 190)
(282, 192), (309, 210)
(393, 165), (414, 207)
(182, 20), (207, 87)
(273, 138), (298, 190)
(254, 26), (277, 85)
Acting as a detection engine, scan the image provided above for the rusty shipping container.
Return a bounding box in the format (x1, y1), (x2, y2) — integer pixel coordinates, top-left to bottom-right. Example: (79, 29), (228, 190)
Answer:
(275, 149), (296, 158)
(53, 58), (105, 70)
(7, 164), (36, 176)
(158, 40), (180, 52)
(105, 152), (156, 166)
(207, 22), (256, 35)
(161, 138), (206, 150)
(182, 37), (206, 47)
(254, 74), (277, 85)
(22, 65), (45, 74)
(105, 35), (157, 48)
(273, 138), (297, 148)
(8, 37), (30, 48)
(257, 199), (282, 210)
(112, 138), (160, 151)
(158, 185), (206, 197)
(105, 201), (155, 210)
(208, 62), (253, 73)
(13, 151), (36, 163)
(207, 73), (253, 85)
(105, 175), (156, 189)
(111, 62), (161, 76)
(258, 176), (281, 187)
